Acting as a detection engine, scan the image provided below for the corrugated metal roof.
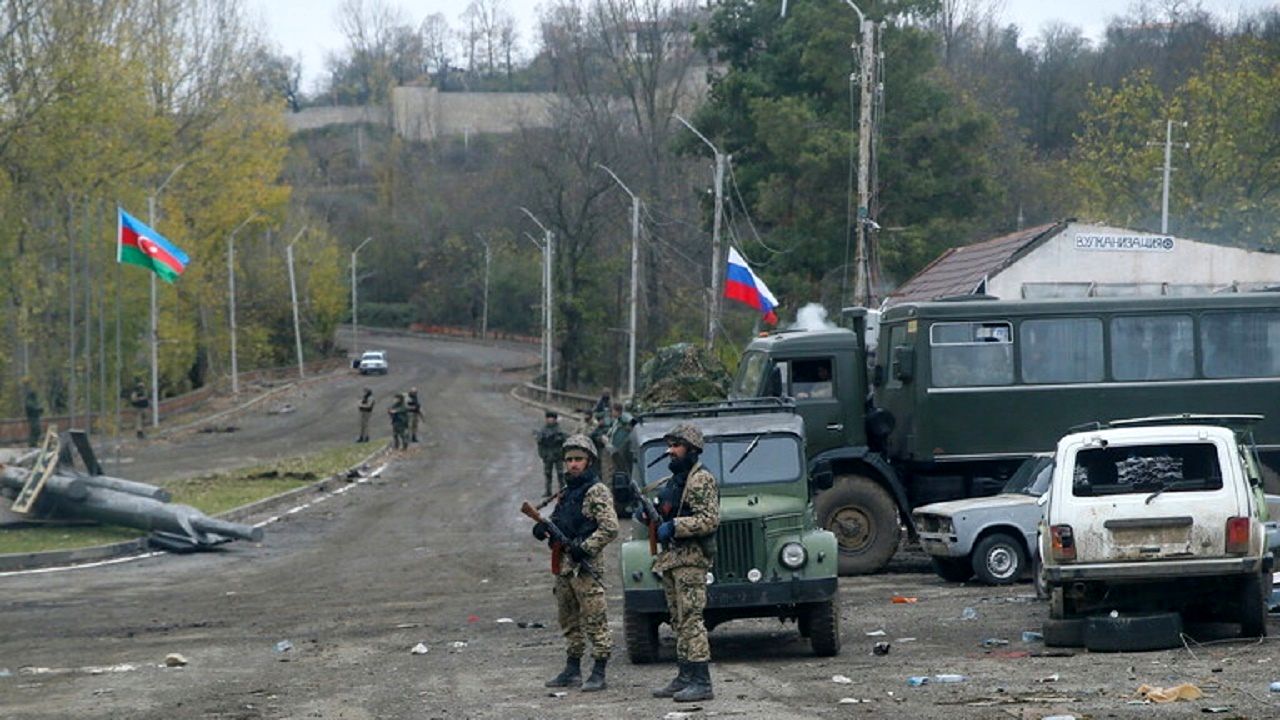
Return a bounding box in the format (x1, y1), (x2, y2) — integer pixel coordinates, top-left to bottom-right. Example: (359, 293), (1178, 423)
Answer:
(885, 222), (1065, 305)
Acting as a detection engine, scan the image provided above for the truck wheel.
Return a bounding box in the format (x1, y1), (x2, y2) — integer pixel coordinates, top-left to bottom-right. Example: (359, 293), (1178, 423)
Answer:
(1083, 612), (1183, 652)
(1240, 570), (1268, 638)
(1032, 555), (1049, 600)
(806, 600), (842, 657)
(1042, 617), (1085, 647)
(815, 475), (901, 575)
(929, 557), (973, 582)
(624, 609), (660, 664)
(971, 533), (1026, 585)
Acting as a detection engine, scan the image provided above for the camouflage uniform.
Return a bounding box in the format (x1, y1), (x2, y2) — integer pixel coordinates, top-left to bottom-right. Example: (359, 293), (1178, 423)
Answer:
(128, 381), (149, 439)
(22, 384), (42, 448)
(536, 414), (568, 496)
(406, 388), (423, 442)
(357, 389), (375, 442)
(388, 393), (410, 449)
(538, 434), (619, 692)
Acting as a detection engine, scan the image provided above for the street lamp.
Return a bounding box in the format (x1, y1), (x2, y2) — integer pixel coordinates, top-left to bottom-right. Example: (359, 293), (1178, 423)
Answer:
(520, 220), (552, 402)
(351, 236), (374, 358)
(474, 233), (491, 341)
(147, 162), (187, 428)
(674, 113), (726, 350)
(595, 164), (640, 401)
(286, 226), (308, 379)
(227, 211), (259, 396)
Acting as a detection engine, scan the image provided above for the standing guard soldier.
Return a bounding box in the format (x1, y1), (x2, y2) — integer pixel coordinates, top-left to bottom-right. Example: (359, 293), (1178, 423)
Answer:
(22, 378), (42, 448)
(535, 410), (568, 497)
(357, 387), (375, 442)
(646, 422), (720, 702)
(128, 378), (149, 440)
(406, 387), (423, 442)
(532, 434), (618, 692)
(388, 392), (410, 449)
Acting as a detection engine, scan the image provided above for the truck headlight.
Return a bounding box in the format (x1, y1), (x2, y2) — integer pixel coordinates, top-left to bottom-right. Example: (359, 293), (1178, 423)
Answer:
(779, 542), (807, 569)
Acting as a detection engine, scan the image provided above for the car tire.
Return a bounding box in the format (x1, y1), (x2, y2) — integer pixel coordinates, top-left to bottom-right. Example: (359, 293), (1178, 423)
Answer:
(971, 532), (1026, 585)
(1240, 570), (1268, 638)
(929, 556), (974, 583)
(1042, 617), (1085, 647)
(814, 475), (901, 576)
(624, 609), (660, 664)
(1032, 555), (1049, 601)
(806, 599), (842, 657)
(1083, 612), (1183, 653)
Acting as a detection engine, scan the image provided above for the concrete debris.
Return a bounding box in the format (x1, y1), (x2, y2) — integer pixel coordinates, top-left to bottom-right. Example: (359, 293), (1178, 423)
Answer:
(832, 675), (853, 684)
(273, 640), (293, 653)
(163, 653), (188, 667)
(411, 643), (429, 655)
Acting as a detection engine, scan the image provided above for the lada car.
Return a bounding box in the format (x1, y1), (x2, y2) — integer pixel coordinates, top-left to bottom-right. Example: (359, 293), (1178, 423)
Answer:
(915, 454), (1052, 585)
(618, 399), (841, 662)
(1040, 415), (1272, 648)
(358, 350), (388, 375)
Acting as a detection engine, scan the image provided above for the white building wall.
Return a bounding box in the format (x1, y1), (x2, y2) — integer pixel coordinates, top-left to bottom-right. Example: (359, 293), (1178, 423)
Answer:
(987, 222), (1280, 299)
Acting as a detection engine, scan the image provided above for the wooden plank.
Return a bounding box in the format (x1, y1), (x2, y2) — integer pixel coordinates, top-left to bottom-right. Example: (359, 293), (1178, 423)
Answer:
(10, 425), (60, 514)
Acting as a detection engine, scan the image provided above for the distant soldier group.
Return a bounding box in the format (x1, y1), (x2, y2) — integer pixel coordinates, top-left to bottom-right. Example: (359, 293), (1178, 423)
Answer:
(355, 386), (424, 448)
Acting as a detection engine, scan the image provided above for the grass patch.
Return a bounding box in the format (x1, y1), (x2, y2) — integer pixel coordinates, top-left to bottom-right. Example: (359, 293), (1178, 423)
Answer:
(0, 443), (377, 555)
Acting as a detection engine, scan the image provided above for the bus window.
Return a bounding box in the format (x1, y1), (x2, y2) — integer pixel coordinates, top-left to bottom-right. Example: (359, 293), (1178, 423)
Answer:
(1202, 311), (1280, 378)
(1020, 318), (1103, 384)
(1111, 315), (1194, 381)
(885, 325), (907, 389)
(930, 321), (1013, 387)
(792, 358), (834, 399)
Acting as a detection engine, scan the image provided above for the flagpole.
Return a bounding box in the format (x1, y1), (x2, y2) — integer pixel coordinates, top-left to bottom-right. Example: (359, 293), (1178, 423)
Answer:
(147, 162), (185, 430)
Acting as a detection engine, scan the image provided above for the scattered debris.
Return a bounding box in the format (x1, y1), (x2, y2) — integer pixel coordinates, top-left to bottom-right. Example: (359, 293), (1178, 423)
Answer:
(934, 674), (966, 683)
(1202, 708), (1232, 714)
(450, 641), (468, 649)
(865, 629), (887, 636)
(549, 691), (567, 698)
(1038, 673), (1060, 683)
(163, 654), (188, 667)
(1021, 631), (1044, 643)
(896, 637), (917, 643)
(467, 615), (480, 623)
(838, 698), (870, 704)
(410, 643), (429, 655)
(663, 712), (695, 720)
(273, 640), (293, 653)
(269, 403), (295, 415)
(961, 607), (978, 620)
(907, 676), (929, 687)
(1135, 683), (1203, 702)
(495, 618), (514, 624)
(891, 596), (918, 604)
(395, 623), (420, 629)
(873, 642), (891, 656)
(832, 675), (853, 684)
(981, 638), (1009, 649)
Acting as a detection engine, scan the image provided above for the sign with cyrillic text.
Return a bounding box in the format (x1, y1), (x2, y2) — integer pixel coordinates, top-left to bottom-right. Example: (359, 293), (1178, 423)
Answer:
(1074, 234), (1175, 252)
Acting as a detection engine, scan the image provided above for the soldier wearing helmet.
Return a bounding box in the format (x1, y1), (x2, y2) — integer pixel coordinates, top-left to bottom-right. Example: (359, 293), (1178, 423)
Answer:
(533, 433), (619, 693)
(387, 392), (410, 449)
(356, 387), (375, 443)
(406, 387), (423, 442)
(644, 421), (719, 702)
(535, 410), (568, 497)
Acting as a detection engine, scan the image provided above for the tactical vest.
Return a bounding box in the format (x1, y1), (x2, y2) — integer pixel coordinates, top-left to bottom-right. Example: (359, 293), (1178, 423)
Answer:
(552, 470), (600, 543)
(657, 462), (718, 562)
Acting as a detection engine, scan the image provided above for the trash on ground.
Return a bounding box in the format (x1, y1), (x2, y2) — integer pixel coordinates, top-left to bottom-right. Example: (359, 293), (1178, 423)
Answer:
(273, 640), (293, 653)
(831, 674), (852, 684)
(865, 629), (886, 636)
(395, 622), (420, 629)
(663, 712), (694, 720)
(896, 637), (917, 643)
(450, 641), (468, 649)
(838, 698), (869, 704)
(961, 607), (978, 620)
(549, 691), (567, 698)
(163, 653), (188, 667)
(1270, 681), (1280, 693)
(1042, 715), (1077, 720)
(467, 614), (480, 623)
(891, 596), (918, 604)
(907, 676), (929, 687)
(1021, 630), (1044, 643)
(873, 642), (891, 656)
(1135, 683), (1203, 703)
(1202, 708), (1232, 714)
(1038, 673), (1060, 683)
(981, 638), (1009, 648)
(934, 674), (966, 683)
(410, 643), (429, 655)
(0, 669), (10, 678)
(269, 403), (295, 414)
(495, 617), (514, 624)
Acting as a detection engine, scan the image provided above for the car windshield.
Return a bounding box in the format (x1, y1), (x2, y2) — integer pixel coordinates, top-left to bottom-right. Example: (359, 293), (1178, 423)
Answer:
(641, 434), (802, 487)
(362, 352), (383, 360)
(1071, 442), (1223, 497)
(1001, 456), (1054, 496)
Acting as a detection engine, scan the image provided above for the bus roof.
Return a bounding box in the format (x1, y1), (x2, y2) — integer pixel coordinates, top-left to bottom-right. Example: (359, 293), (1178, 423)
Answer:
(882, 291), (1280, 323)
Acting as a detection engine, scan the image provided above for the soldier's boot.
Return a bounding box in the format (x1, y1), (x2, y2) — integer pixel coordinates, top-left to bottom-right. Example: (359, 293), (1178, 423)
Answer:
(544, 655), (582, 688)
(580, 657), (607, 692)
(651, 660), (691, 698)
(673, 662), (713, 703)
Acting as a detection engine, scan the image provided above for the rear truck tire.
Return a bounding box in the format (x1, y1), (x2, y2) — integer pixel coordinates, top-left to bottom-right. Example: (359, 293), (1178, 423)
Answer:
(929, 556), (974, 583)
(1042, 617), (1085, 647)
(1240, 570), (1269, 638)
(624, 609), (660, 664)
(806, 599), (842, 657)
(1083, 612), (1183, 653)
(815, 474), (901, 576)
(971, 532), (1027, 585)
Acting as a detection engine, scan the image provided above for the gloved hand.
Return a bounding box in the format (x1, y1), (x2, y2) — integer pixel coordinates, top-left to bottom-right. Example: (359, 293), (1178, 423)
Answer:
(568, 541), (591, 563)
(532, 522), (549, 542)
(657, 520), (676, 544)
(632, 506), (650, 525)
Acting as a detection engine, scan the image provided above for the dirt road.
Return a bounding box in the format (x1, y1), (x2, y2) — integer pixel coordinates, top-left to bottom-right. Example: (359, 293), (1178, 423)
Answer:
(2, 333), (1278, 719)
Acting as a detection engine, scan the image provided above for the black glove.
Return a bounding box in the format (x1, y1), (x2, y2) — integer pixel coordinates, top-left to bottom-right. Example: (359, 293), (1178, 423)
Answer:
(568, 541), (591, 563)
(532, 522), (549, 542)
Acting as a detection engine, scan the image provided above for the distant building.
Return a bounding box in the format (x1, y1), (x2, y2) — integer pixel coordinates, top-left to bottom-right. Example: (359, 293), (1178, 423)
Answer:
(885, 220), (1280, 306)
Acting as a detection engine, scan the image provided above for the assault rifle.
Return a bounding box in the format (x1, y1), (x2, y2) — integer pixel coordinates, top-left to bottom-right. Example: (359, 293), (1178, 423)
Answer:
(519, 500), (601, 582)
(628, 476), (665, 555)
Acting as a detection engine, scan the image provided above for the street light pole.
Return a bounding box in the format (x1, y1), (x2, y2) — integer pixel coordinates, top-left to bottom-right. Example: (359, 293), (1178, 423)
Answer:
(522, 231), (547, 396)
(227, 211), (259, 396)
(596, 164), (640, 400)
(475, 234), (491, 340)
(520, 207), (554, 401)
(351, 236), (374, 358)
(147, 162), (186, 428)
(286, 226), (308, 379)
(674, 113), (726, 350)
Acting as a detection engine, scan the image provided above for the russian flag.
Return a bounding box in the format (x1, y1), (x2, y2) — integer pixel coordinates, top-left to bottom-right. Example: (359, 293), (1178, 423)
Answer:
(118, 207), (189, 284)
(724, 247), (779, 325)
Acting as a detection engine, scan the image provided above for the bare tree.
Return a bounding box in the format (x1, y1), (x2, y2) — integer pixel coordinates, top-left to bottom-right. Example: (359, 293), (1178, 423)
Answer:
(421, 12), (452, 84)
(334, 0), (407, 103)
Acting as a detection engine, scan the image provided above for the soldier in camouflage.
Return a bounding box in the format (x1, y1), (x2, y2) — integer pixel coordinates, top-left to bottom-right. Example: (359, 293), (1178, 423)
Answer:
(532, 434), (619, 692)
(356, 388), (375, 443)
(646, 422), (719, 702)
(387, 392), (410, 450)
(535, 411), (568, 497)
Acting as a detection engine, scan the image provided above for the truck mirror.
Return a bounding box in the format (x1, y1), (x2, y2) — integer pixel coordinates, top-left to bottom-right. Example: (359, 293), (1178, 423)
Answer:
(892, 346), (915, 382)
(810, 467), (834, 491)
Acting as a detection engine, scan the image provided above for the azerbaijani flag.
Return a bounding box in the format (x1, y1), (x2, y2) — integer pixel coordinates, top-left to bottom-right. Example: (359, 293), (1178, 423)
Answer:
(724, 247), (779, 325)
(118, 207), (189, 284)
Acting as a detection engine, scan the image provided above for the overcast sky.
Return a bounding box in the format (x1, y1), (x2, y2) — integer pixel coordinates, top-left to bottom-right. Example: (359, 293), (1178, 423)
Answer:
(254, 0), (1277, 92)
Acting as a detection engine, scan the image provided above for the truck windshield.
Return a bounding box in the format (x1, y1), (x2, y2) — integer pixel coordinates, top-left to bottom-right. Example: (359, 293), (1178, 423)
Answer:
(1001, 456), (1053, 496)
(732, 351), (769, 398)
(641, 435), (803, 487)
(1071, 443), (1223, 497)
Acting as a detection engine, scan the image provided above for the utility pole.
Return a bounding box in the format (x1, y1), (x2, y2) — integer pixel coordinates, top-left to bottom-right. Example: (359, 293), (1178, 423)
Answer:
(673, 113), (726, 350)
(227, 212), (258, 396)
(475, 234), (491, 340)
(520, 208), (554, 401)
(351, 236), (374, 357)
(147, 162), (186, 428)
(596, 164), (641, 400)
(286, 227), (308, 379)
(850, 3), (877, 309)
(1150, 120), (1189, 234)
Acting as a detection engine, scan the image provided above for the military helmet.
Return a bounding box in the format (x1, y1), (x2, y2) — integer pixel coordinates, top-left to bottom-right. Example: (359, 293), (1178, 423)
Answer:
(663, 422), (704, 451)
(562, 433), (598, 461)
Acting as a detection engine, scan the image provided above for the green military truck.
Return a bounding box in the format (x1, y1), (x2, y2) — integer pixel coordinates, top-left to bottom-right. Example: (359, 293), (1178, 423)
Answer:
(732, 292), (1280, 575)
(618, 399), (841, 663)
